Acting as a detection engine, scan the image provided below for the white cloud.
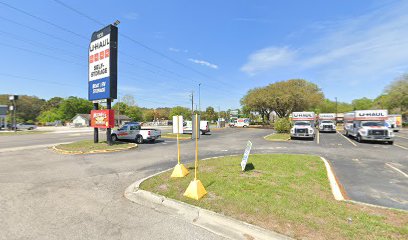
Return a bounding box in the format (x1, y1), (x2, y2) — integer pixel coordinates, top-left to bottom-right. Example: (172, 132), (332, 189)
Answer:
(188, 58), (219, 69)
(241, 1), (408, 83)
(240, 47), (297, 75)
(168, 47), (188, 53)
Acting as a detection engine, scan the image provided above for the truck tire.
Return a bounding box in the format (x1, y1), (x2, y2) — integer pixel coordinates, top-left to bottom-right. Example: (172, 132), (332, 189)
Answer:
(201, 130), (205, 135)
(111, 134), (118, 142)
(345, 131), (349, 137)
(388, 141), (394, 145)
(356, 134), (362, 143)
(136, 135), (143, 144)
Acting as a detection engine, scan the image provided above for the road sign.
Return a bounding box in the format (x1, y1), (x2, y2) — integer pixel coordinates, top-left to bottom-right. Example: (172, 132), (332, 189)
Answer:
(241, 140), (252, 171)
(88, 25), (118, 101)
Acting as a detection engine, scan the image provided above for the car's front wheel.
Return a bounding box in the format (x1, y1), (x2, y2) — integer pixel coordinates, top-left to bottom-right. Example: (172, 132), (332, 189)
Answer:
(111, 134), (118, 142)
(356, 134), (362, 143)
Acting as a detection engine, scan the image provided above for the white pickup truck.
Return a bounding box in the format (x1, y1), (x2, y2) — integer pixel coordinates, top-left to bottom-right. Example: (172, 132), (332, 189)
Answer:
(111, 122), (161, 144)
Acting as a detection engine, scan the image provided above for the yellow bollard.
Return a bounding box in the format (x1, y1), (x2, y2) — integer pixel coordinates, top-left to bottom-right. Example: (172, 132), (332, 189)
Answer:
(171, 116), (189, 178)
(183, 113), (207, 200)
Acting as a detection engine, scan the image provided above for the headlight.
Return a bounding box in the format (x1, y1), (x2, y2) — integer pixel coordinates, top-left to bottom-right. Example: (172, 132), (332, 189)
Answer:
(290, 128), (294, 133)
(309, 129), (314, 134)
(359, 130), (367, 135)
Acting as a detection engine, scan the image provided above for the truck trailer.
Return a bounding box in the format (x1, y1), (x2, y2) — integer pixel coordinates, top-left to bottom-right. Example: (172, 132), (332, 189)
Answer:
(344, 110), (394, 144)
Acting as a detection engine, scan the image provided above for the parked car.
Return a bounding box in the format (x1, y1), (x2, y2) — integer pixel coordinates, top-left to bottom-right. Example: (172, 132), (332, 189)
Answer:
(16, 123), (37, 130)
(111, 122), (161, 144)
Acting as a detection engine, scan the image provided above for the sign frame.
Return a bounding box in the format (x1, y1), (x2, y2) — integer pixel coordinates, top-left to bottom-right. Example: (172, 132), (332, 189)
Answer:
(88, 25), (118, 101)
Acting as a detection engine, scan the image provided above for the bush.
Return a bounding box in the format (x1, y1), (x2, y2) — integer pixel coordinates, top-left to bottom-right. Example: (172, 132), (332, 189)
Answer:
(274, 118), (291, 133)
(403, 122), (408, 128)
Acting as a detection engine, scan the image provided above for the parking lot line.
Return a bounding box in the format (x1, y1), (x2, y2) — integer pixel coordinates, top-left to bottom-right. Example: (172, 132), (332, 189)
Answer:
(386, 163), (408, 178)
(394, 143), (408, 150)
(395, 135), (408, 140)
(336, 131), (357, 147)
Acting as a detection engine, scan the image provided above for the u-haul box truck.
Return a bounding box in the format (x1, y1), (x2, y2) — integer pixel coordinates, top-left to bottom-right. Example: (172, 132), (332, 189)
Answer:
(318, 113), (336, 133)
(344, 110), (394, 144)
(386, 114), (402, 132)
(290, 112), (315, 140)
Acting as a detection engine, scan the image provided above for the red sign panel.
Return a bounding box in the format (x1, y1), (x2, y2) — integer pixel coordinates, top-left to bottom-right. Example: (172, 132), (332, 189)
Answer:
(90, 110), (115, 128)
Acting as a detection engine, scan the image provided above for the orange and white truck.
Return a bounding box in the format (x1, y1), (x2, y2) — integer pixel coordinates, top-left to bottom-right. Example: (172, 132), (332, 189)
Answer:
(344, 110), (394, 144)
(386, 114), (402, 132)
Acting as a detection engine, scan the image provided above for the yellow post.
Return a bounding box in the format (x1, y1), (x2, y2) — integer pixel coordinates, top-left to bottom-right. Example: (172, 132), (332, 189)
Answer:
(171, 116), (189, 178)
(184, 113), (207, 200)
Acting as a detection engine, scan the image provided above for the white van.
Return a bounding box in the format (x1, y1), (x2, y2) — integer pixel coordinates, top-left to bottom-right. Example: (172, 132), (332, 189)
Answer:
(183, 120), (211, 135)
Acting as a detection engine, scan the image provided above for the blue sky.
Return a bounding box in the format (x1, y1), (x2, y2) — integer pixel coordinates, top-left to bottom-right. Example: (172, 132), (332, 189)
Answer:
(1, 0), (408, 110)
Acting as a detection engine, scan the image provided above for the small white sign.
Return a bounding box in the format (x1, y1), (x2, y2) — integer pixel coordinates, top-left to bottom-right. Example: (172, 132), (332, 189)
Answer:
(172, 115), (184, 134)
(241, 140), (252, 171)
(92, 99), (107, 104)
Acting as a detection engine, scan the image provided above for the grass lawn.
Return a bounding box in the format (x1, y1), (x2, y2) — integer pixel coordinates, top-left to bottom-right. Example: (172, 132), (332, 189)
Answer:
(161, 133), (191, 139)
(264, 133), (290, 141)
(56, 140), (135, 153)
(140, 154), (408, 240)
(0, 130), (49, 136)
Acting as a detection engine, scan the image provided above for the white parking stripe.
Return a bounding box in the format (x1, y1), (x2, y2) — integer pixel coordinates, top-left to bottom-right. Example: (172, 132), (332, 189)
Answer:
(395, 135), (408, 140)
(394, 144), (408, 150)
(386, 163), (408, 178)
(337, 131), (357, 147)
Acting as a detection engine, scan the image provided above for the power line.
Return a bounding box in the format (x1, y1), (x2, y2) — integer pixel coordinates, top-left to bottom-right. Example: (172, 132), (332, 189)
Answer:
(51, 0), (244, 93)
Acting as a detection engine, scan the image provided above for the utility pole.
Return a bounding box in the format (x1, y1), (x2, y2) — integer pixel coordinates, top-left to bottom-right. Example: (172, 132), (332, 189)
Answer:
(198, 83), (201, 114)
(107, 99), (112, 145)
(335, 97), (338, 124)
(191, 91), (194, 115)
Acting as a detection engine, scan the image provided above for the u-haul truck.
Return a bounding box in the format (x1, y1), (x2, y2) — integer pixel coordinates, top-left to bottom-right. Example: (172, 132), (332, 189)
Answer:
(344, 110), (394, 144)
(290, 112), (315, 140)
(318, 113), (336, 133)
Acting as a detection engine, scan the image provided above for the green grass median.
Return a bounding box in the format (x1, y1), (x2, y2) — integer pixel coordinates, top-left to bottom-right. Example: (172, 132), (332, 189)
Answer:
(161, 133), (191, 139)
(140, 154), (408, 240)
(54, 140), (136, 154)
(264, 133), (290, 141)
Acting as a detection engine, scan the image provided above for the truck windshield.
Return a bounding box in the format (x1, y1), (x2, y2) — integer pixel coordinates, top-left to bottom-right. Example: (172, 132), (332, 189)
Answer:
(361, 121), (385, 127)
(294, 122), (310, 126)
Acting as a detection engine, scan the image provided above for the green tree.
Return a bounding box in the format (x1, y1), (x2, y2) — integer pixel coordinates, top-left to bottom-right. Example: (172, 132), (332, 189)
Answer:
(57, 96), (93, 121)
(169, 106), (191, 120)
(383, 75), (408, 113)
(0, 95), (46, 123)
(204, 106), (217, 121)
(352, 97), (373, 110)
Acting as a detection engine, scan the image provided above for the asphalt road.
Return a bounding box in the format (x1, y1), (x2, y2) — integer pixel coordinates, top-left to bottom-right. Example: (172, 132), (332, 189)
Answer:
(0, 127), (407, 239)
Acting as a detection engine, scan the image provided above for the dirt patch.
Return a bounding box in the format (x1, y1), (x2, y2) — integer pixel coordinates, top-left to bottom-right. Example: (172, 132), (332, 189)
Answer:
(157, 184), (168, 192)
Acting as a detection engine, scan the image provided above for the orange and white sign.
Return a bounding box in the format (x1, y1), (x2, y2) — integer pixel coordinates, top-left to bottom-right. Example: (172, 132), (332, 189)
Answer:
(90, 110), (115, 128)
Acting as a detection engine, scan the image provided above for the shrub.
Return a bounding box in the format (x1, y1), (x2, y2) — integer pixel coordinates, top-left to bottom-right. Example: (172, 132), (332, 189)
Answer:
(274, 118), (291, 133)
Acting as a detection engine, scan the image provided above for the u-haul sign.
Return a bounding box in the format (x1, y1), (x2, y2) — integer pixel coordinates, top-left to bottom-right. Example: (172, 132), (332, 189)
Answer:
(88, 25), (118, 101)
(319, 113), (336, 120)
(292, 112), (315, 120)
(354, 110), (387, 120)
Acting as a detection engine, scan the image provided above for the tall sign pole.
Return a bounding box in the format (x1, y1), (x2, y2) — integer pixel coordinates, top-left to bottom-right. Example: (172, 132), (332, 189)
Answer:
(88, 23), (118, 145)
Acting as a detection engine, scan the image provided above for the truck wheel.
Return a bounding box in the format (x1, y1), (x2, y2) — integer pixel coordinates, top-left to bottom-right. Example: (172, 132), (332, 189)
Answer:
(201, 130), (205, 135)
(345, 131), (349, 137)
(149, 139), (155, 143)
(388, 141), (394, 145)
(111, 134), (118, 142)
(356, 134), (362, 143)
(136, 135), (143, 144)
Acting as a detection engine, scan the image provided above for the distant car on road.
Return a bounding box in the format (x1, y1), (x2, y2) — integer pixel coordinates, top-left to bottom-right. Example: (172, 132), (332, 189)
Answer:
(16, 123), (37, 130)
(183, 120), (211, 135)
(111, 122), (161, 144)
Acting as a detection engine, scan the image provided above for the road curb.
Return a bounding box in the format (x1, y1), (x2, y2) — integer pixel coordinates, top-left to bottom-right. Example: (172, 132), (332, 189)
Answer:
(52, 143), (137, 155)
(124, 155), (292, 240)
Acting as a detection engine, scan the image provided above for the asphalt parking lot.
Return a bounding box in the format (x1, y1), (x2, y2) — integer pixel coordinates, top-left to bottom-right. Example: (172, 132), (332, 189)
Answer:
(0, 127), (407, 239)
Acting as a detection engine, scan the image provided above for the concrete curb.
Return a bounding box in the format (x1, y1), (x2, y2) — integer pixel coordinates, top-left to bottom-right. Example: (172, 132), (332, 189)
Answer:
(52, 143), (137, 155)
(124, 160), (292, 240)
